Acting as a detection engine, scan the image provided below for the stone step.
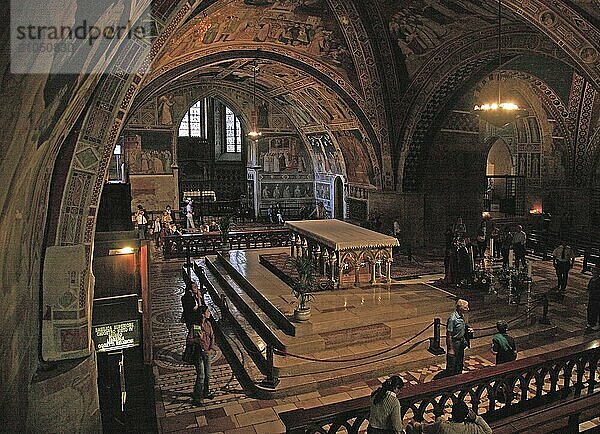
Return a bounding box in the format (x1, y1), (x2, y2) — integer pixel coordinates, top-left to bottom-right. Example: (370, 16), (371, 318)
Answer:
(273, 312), (556, 375)
(270, 321), (562, 397)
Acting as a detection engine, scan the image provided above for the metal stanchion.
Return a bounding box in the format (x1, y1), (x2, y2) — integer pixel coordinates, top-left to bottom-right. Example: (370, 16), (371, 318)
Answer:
(261, 345), (280, 388)
(539, 294), (551, 325)
(428, 318), (445, 355)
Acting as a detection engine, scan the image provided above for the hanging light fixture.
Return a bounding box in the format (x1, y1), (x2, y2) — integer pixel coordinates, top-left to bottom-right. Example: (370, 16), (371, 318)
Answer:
(473, 0), (524, 127)
(247, 60), (262, 140)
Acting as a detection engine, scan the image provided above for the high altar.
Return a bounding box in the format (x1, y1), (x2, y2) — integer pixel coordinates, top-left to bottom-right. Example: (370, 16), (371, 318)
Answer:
(285, 219), (399, 288)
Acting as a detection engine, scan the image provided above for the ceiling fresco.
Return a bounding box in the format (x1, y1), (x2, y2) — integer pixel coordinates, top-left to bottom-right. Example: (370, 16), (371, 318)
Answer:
(137, 0), (600, 192)
(380, 0), (526, 76)
(150, 0), (357, 84)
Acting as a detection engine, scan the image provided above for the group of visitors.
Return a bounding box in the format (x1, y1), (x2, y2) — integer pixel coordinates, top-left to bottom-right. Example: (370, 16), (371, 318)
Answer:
(135, 204), (184, 245)
(369, 378), (492, 434)
(267, 203), (285, 224)
(369, 298), (515, 433)
(444, 218), (534, 288)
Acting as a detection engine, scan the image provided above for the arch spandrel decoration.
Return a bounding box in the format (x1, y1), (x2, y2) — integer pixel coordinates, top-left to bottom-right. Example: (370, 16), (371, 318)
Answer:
(45, 0), (195, 361)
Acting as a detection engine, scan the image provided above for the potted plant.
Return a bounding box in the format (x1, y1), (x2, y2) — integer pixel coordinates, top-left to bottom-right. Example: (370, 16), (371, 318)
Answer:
(288, 256), (316, 321)
(219, 214), (232, 251)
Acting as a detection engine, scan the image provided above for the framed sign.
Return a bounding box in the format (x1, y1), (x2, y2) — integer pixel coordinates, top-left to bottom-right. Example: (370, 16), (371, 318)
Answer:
(92, 320), (140, 352)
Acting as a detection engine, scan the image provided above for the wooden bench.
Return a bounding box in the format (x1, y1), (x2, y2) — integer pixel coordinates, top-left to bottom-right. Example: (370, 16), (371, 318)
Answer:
(490, 392), (600, 433)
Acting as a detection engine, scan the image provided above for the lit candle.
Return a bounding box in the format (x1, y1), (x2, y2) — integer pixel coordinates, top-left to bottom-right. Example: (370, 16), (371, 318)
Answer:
(489, 239), (494, 258)
(509, 249), (514, 268)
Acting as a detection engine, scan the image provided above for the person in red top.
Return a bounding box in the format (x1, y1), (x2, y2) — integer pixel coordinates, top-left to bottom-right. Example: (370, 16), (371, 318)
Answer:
(187, 305), (217, 405)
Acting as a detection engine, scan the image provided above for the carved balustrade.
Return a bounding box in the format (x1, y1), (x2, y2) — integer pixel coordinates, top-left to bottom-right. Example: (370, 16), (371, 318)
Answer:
(280, 340), (600, 434)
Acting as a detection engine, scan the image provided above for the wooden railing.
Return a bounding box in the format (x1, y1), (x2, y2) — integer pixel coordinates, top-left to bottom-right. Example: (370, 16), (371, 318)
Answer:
(527, 229), (600, 270)
(279, 340), (600, 434)
(163, 228), (291, 258)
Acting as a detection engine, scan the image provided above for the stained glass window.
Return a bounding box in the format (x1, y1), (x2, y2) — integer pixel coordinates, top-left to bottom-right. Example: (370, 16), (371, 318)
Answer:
(225, 107), (242, 153)
(178, 100), (208, 138)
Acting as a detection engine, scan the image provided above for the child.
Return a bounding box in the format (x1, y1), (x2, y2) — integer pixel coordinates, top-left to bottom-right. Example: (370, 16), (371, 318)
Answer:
(491, 320), (517, 364)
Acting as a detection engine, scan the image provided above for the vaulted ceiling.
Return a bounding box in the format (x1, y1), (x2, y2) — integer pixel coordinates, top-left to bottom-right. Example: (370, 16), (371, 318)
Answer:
(124, 0), (599, 191)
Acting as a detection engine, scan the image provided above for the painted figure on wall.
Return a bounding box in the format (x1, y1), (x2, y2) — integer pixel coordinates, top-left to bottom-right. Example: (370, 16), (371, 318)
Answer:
(158, 0), (353, 76)
(158, 95), (174, 125)
(307, 133), (342, 175)
(259, 136), (308, 173)
(124, 134), (173, 175)
(261, 183), (313, 199)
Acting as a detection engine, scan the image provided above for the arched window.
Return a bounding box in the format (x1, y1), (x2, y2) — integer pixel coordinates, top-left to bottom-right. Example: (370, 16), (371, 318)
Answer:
(179, 100), (209, 138)
(225, 106), (243, 153)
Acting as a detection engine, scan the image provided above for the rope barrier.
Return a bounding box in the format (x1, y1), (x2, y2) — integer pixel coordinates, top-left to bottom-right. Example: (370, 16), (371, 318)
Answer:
(274, 322), (434, 363)
(439, 298), (545, 333)
(278, 338), (431, 379)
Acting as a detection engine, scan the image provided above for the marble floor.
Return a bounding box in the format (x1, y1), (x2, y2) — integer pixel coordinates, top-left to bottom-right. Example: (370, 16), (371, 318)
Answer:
(148, 245), (600, 433)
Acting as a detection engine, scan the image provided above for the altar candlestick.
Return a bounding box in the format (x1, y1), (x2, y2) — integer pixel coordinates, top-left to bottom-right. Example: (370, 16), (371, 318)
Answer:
(509, 249), (514, 268)
(470, 246), (475, 271)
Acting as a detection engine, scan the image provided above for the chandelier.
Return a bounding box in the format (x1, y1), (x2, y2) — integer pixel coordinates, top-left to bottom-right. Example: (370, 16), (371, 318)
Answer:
(473, 0), (525, 127)
(247, 60), (262, 140)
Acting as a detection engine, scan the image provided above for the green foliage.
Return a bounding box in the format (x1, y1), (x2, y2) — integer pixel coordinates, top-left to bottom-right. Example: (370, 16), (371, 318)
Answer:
(287, 256), (316, 309)
(219, 214), (233, 243)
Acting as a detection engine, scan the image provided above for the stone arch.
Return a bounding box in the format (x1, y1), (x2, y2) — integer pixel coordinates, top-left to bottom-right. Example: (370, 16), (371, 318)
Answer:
(136, 48), (381, 186)
(396, 27), (579, 191)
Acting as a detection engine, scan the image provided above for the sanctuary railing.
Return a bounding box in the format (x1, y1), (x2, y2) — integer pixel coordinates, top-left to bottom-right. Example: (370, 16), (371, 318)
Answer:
(163, 228), (290, 259)
(279, 340), (600, 434)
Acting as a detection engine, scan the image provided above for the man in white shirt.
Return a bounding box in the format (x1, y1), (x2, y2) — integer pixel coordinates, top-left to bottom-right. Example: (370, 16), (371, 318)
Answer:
(552, 241), (576, 296)
(185, 199), (195, 229)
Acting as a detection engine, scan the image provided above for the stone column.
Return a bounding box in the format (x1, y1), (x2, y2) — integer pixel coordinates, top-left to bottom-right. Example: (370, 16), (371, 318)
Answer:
(322, 248), (329, 276)
(354, 262), (361, 286)
(386, 259), (392, 283)
(370, 260), (377, 284)
(301, 238), (308, 257)
(295, 236), (302, 257)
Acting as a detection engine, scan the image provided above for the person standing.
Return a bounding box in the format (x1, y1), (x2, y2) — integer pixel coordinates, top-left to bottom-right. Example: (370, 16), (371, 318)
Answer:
(512, 225), (527, 270)
(489, 222), (500, 258)
(552, 241), (576, 296)
(500, 227), (512, 269)
(475, 220), (486, 260)
(491, 320), (517, 364)
(185, 199), (195, 229)
(187, 306), (217, 406)
(181, 282), (203, 331)
(135, 205), (148, 240)
(162, 205), (173, 225)
(586, 267), (600, 331)
(368, 375), (405, 434)
(152, 217), (162, 247)
(445, 299), (473, 376)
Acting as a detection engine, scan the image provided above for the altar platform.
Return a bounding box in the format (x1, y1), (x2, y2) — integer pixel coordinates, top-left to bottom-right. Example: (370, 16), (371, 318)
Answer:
(151, 246), (599, 432)
(189, 247), (561, 398)
(286, 219), (399, 287)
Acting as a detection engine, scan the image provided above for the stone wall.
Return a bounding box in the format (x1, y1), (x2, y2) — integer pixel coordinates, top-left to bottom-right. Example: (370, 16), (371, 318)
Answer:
(368, 191), (424, 247)
(422, 130), (487, 247)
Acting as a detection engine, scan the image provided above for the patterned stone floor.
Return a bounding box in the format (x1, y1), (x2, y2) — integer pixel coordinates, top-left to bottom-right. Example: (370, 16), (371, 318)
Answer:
(149, 245), (600, 433)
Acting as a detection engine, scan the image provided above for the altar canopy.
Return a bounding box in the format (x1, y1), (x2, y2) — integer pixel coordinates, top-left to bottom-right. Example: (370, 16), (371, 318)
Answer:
(286, 219), (399, 288)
